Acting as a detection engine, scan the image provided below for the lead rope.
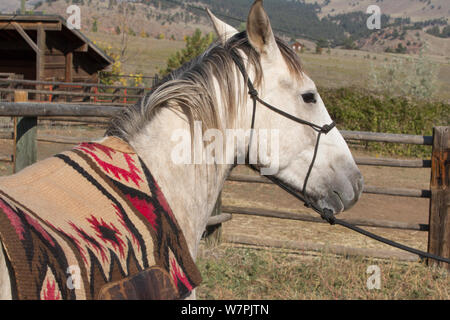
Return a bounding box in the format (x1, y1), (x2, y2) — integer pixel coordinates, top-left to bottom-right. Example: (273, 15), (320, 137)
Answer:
(230, 49), (450, 264)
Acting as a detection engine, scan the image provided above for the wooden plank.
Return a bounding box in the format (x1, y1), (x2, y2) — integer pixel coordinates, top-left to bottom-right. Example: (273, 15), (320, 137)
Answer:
(11, 22), (40, 54)
(36, 23), (46, 103)
(204, 193), (223, 246)
(0, 88), (143, 99)
(227, 174), (431, 198)
(222, 205), (429, 231)
(0, 155), (13, 163)
(65, 52), (73, 83)
(0, 78), (152, 91)
(0, 102), (122, 117)
(40, 117), (110, 125)
(0, 132), (13, 140)
(427, 126), (450, 269)
(355, 157), (431, 168)
(0, 22), (61, 31)
(13, 91), (37, 173)
(363, 185), (431, 198)
(223, 234), (419, 262)
(206, 213), (232, 227)
(36, 134), (87, 145)
(341, 130), (433, 146)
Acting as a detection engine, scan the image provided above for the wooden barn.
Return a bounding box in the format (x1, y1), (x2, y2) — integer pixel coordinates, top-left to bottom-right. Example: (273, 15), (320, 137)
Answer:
(0, 14), (113, 83)
(291, 41), (304, 53)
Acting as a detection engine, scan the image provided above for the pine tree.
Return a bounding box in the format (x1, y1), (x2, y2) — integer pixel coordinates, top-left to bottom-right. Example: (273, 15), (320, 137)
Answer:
(159, 29), (214, 76)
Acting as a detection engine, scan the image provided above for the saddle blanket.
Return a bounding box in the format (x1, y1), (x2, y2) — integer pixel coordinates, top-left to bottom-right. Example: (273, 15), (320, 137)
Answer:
(0, 137), (202, 300)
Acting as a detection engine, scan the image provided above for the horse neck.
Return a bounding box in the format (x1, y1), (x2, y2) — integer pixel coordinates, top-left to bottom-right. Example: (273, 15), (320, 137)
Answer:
(128, 105), (239, 259)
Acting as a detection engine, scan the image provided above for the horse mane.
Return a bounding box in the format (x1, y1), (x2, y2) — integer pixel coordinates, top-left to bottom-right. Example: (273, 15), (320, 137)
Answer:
(106, 32), (303, 141)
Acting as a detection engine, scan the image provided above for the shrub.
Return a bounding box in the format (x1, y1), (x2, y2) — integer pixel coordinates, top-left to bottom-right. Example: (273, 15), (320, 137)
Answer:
(320, 87), (449, 157)
(159, 29), (214, 76)
(369, 47), (438, 100)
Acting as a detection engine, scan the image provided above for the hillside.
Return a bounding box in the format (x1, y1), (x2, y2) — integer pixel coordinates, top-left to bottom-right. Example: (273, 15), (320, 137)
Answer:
(305, 0), (450, 21)
(32, 0), (212, 41)
(29, 0), (450, 48)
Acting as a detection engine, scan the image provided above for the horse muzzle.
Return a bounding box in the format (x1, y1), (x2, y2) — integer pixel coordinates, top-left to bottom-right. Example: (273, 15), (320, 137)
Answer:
(317, 170), (364, 214)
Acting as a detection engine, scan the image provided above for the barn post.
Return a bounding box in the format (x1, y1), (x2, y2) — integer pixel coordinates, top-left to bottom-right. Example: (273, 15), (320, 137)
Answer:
(427, 126), (450, 269)
(36, 23), (46, 102)
(13, 91), (37, 173)
(204, 193), (223, 247)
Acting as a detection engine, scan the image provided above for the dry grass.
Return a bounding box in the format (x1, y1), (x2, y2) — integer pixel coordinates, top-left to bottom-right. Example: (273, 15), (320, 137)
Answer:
(301, 49), (450, 102)
(84, 32), (186, 75)
(196, 243), (449, 300)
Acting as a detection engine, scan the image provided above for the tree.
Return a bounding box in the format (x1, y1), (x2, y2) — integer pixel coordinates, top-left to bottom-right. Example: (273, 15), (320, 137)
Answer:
(315, 45), (323, 54)
(441, 25), (450, 38)
(343, 37), (356, 50)
(91, 18), (98, 32)
(159, 29), (214, 77)
(426, 26), (440, 37)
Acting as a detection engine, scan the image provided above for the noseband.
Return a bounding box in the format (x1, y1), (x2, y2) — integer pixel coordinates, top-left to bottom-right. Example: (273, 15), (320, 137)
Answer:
(229, 49), (337, 223)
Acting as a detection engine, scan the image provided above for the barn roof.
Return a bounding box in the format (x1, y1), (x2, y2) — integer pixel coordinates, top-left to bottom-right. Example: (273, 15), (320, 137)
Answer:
(0, 14), (114, 66)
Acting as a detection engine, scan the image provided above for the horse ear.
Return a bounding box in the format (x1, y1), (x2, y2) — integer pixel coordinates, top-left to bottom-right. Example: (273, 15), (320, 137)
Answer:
(247, 0), (279, 57)
(206, 8), (238, 44)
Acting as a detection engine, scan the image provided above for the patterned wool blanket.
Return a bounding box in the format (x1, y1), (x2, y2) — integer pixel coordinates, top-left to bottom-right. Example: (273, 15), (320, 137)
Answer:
(0, 137), (202, 300)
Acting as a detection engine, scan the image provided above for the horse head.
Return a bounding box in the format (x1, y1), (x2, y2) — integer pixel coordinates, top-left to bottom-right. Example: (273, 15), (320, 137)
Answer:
(208, 0), (364, 215)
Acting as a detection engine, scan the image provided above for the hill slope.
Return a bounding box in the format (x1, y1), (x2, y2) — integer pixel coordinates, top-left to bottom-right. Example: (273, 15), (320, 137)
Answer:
(305, 0), (450, 21)
(23, 0), (450, 54)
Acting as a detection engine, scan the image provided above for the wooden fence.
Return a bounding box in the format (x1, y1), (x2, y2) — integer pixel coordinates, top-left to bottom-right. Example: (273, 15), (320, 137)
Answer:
(0, 94), (448, 267)
(0, 78), (156, 105)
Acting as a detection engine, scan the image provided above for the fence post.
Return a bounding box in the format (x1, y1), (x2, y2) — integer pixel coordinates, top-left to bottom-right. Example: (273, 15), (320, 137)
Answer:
(13, 91), (37, 173)
(427, 126), (450, 269)
(153, 74), (159, 87)
(204, 193), (223, 247)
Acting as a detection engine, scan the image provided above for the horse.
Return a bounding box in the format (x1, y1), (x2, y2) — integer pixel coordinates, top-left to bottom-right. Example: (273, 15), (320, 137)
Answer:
(0, 0), (363, 300)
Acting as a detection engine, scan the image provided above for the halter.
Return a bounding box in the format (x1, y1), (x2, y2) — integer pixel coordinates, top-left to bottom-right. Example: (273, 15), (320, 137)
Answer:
(228, 48), (450, 264)
(229, 49), (337, 224)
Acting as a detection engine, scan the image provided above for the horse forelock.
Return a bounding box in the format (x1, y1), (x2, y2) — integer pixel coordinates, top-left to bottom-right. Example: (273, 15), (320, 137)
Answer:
(106, 31), (303, 142)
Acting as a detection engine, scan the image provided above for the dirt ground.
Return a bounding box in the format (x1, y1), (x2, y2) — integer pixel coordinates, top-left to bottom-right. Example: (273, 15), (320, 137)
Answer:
(0, 124), (432, 256)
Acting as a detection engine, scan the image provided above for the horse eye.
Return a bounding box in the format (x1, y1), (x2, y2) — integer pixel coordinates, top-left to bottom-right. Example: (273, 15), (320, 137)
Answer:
(301, 93), (317, 104)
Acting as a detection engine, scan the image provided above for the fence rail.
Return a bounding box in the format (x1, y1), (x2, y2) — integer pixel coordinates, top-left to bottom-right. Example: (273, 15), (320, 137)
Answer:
(340, 130), (433, 146)
(0, 95), (448, 266)
(227, 173), (431, 199)
(0, 78), (155, 105)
